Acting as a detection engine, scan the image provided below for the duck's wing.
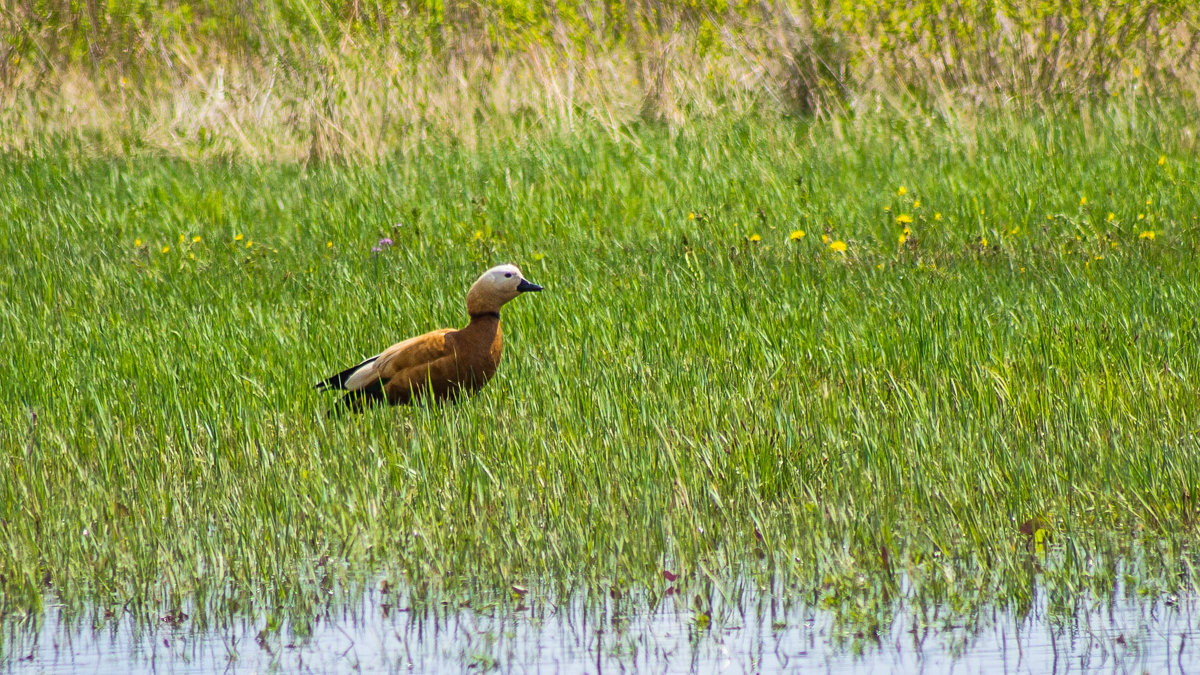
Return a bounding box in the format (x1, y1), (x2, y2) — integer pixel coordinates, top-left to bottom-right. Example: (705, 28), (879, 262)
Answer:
(316, 328), (454, 393)
(314, 329), (453, 391)
(315, 354), (381, 391)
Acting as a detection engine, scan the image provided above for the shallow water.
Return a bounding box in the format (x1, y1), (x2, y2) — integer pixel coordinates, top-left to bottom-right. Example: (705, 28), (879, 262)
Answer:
(4, 587), (1198, 673)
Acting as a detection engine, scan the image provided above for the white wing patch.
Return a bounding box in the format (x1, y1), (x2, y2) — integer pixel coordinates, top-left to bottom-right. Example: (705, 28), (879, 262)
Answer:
(343, 354), (384, 391)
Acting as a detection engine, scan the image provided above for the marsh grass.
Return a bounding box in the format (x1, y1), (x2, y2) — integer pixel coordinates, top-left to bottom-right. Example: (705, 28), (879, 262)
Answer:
(1, 104), (1199, 639)
(5, 2), (1200, 161)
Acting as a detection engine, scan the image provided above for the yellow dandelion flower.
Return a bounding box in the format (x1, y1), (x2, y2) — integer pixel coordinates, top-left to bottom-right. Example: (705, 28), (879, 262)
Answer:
(234, 233), (244, 241)
(980, 236), (989, 248)
(1093, 255), (1103, 261)
(897, 186), (907, 196)
(134, 238), (142, 247)
(532, 252), (546, 261)
(821, 234), (830, 243)
(896, 214), (914, 225)
(829, 240), (847, 252)
(898, 233), (908, 245)
(473, 230), (484, 241)
(1145, 199), (1152, 205)
(902, 226), (911, 236)
(688, 212), (696, 221)
(1137, 213), (1145, 220)
(789, 229), (805, 241)
(192, 235), (202, 243)
(1158, 155), (1166, 166)
(178, 234), (185, 244)
(1111, 241), (1118, 248)
(161, 245), (170, 253)
(189, 253), (195, 260)
(934, 212), (942, 221)
(1139, 230), (1156, 240)
(748, 233), (762, 243)
(1079, 196), (1087, 206)
(883, 206), (891, 212)
(876, 263), (884, 269)
(326, 241), (333, 248)
(913, 199), (921, 209)
(246, 240), (253, 248)
(1020, 267), (1026, 273)
(1009, 226), (1019, 235)
(1107, 212), (1115, 222)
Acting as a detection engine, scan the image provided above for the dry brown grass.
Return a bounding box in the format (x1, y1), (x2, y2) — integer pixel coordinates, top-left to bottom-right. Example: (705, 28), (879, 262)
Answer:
(4, 2), (1199, 161)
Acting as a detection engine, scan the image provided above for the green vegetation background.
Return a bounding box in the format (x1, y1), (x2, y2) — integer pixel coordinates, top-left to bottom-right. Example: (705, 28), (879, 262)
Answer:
(1, 0), (1199, 644)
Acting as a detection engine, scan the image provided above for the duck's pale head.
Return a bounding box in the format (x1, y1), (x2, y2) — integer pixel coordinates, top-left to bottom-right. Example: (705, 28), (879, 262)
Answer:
(466, 264), (542, 314)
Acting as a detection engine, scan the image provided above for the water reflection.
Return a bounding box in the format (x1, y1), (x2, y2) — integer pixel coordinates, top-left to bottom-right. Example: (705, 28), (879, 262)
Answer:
(4, 586), (1196, 673)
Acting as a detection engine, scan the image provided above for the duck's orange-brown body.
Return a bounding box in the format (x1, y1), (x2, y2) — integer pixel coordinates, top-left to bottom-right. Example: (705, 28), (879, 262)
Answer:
(316, 264), (539, 413)
(377, 315), (503, 405)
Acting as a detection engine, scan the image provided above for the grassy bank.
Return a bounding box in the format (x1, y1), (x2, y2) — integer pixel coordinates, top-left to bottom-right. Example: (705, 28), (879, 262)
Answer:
(1, 105), (1199, 635)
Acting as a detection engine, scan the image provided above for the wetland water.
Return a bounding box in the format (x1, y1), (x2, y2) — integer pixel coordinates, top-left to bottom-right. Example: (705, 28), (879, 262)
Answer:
(4, 585), (1197, 673)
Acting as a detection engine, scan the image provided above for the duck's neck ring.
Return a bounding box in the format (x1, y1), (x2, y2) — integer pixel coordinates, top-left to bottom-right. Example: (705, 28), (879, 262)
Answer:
(469, 311), (500, 321)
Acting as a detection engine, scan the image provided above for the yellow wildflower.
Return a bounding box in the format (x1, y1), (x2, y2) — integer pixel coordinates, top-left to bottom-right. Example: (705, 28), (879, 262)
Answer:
(902, 226), (911, 236)
(234, 233), (244, 241)
(1158, 155), (1166, 166)
(1145, 199), (1152, 205)
(189, 253), (195, 260)
(913, 200), (921, 209)
(789, 229), (805, 241)
(1079, 196), (1087, 206)
(980, 236), (989, 248)
(876, 263), (884, 269)
(473, 230), (484, 241)
(1106, 212), (1115, 222)
(821, 234), (830, 243)
(326, 241), (333, 248)
(1137, 213), (1145, 220)
(748, 233), (762, 243)
(1009, 226), (1019, 235)
(1139, 230), (1156, 240)
(896, 214), (914, 225)
(134, 238), (142, 247)
(896, 186), (907, 196)
(192, 235), (202, 243)
(829, 240), (847, 252)
(688, 212), (696, 221)
(178, 234), (185, 244)
(898, 233), (908, 245)
(161, 245), (170, 253)
(245, 240), (253, 248)
(532, 252), (546, 261)
(934, 212), (942, 221)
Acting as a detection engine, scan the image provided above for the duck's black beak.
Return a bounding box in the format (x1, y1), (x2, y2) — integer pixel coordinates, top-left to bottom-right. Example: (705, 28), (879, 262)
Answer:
(517, 279), (543, 293)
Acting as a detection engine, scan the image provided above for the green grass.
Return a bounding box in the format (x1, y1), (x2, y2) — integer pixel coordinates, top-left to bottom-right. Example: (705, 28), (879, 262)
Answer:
(1, 104), (1199, 637)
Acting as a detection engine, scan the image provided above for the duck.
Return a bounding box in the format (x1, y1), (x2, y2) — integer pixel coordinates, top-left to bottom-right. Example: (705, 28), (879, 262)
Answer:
(316, 264), (542, 412)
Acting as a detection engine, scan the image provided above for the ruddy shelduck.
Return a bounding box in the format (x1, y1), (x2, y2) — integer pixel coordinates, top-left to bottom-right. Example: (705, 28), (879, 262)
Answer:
(316, 264), (542, 412)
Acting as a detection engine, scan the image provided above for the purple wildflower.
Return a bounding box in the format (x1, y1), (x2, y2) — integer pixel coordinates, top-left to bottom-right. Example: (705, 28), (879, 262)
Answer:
(378, 238), (393, 247)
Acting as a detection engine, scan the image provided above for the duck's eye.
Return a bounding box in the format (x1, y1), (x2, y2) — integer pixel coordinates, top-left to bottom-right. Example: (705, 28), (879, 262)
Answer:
(504, 273), (513, 278)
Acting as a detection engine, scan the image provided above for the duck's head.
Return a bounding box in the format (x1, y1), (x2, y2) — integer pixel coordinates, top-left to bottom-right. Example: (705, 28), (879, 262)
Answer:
(466, 264), (542, 314)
